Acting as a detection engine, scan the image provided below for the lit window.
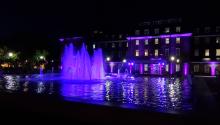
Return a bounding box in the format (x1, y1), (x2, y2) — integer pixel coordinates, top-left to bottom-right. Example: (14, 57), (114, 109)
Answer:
(154, 28), (159, 34)
(205, 49), (209, 56)
(165, 38), (169, 44)
(176, 48), (180, 56)
(204, 65), (210, 73)
(176, 38), (181, 44)
(165, 49), (169, 56)
(144, 64), (148, 71)
(155, 39), (159, 44)
(194, 65), (199, 72)
(135, 50), (139, 56)
(194, 49), (199, 56)
(166, 64), (169, 72)
(136, 40), (139, 45)
(93, 44), (96, 49)
(144, 49), (148, 56)
(176, 64), (180, 72)
(216, 49), (220, 56)
(165, 27), (170, 33)
(126, 42), (128, 47)
(144, 39), (148, 45)
(112, 43), (115, 48)
(176, 26), (181, 32)
(155, 49), (158, 56)
(216, 37), (220, 44)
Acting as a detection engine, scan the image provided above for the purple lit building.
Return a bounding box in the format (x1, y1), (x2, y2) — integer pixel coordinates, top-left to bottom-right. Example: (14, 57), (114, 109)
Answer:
(59, 18), (220, 76)
(126, 18), (191, 75)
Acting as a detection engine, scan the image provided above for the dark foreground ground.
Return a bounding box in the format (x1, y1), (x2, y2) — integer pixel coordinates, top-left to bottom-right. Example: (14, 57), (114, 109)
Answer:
(0, 77), (220, 124)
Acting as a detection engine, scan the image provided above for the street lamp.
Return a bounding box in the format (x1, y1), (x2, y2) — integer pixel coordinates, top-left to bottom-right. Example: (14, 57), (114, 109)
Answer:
(39, 56), (44, 60)
(176, 59), (180, 63)
(122, 59), (127, 63)
(8, 52), (13, 57)
(170, 56), (175, 61)
(106, 57), (110, 61)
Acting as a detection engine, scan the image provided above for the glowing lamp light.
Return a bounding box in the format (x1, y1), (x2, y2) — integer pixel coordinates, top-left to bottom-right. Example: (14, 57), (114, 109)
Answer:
(162, 63), (165, 66)
(122, 59), (127, 63)
(8, 52), (13, 57)
(176, 59), (180, 63)
(106, 57), (110, 61)
(39, 56), (44, 60)
(170, 56), (175, 61)
(131, 63), (134, 66)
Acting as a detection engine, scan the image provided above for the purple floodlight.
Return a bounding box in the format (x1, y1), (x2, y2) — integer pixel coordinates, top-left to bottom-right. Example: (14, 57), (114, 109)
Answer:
(127, 33), (192, 40)
(59, 38), (64, 42)
(210, 62), (216, 76)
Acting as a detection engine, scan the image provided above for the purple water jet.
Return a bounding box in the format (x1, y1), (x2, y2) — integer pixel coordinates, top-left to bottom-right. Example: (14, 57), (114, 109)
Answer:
(61, 43), (105, 80)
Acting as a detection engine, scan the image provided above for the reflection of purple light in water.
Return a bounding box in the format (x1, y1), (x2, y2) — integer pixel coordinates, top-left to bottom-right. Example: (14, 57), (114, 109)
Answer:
(184, 63), (189, 76)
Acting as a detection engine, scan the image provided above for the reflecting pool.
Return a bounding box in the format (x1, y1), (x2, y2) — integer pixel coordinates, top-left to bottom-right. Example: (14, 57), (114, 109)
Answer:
(0, 75), (192, 114)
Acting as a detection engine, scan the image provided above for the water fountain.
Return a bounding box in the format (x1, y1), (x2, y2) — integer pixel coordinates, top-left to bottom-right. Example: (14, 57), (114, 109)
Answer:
(61, 43), (105, 80)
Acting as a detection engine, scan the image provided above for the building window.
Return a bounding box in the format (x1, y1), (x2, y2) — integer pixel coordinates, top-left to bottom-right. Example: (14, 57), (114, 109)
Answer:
(155, 49), (158, 57)
(135, 30), (140, 35)
(176, 26), (181, 32)
(144, 49), (148, 56)
(165, 38), (169, 44)
(194, 65), (199, 72)
(176, 38), (181, 44)
(136, 40), (139, 45)
(204, 27), (211, 33)
(194, 49), (199, 56)
(126, 42), (128, 47)
(144, 29), (149, 35)
(144, 39), (148, 45)
(112, 43), (115, 48)
(176, 64), (180, 72)
(216, 26), (220, 33)
(216, 37), (220, 44)
(205, 37), (210, 44)
(176, 48), (180, 56)
(165, 49), (169, 56)
(119, 34), (123, 39)
(205, 49), (209, 56)
(93, 44), (96, 49)
(119, 42), (122, 47)
(144, 64), (148, 71)
(135, 50), (139, 56)
(165, 27), (170, 33)
(204, 65), (210, 73)
(216, 49), (220, 56)
(155, 39), (159, 44)
(154, 28), (159, 34)
(166, 64), (169, 72)
(195, 28), (200, 34)
(194, 37), (199, 45)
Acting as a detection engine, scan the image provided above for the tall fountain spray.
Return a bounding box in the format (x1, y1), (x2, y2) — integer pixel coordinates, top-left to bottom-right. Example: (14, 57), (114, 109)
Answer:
(61, 43), (105, 80)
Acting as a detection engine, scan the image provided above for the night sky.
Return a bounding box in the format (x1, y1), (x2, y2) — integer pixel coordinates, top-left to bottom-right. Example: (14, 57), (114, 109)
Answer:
(0, 0), (219, 51)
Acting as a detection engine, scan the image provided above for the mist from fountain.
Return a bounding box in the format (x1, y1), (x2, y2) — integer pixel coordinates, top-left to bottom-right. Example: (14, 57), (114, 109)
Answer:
(61, 43), (105, 80)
